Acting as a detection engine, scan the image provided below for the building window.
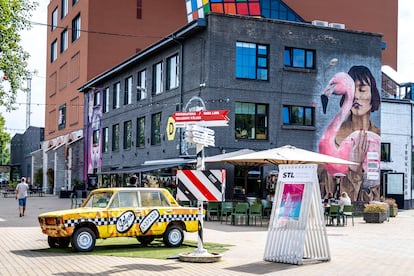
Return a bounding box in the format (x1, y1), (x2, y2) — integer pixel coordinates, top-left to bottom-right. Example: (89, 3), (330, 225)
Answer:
(102, 127), (109, 153)
(103, 87), (109, 113)
(60, 28), (68, 53)
(381, 143), (391, 162)
(93, 90), (100, 106)
(72, 13), (81, 42)
(235, 102), (268, 140)
(113, 82), (120, 109)
(136, 117), (145, 148)
(124, 76), (132, 105)
(167, 55), (179, 90)
(70, 51), (80, 81)
(123, 120), (132, 149)
(72, 0), (78, 6)
(51, 8), (58, 31)
(51, 40), (58, 62)
(151, 113), (161, 145)
(92, 129), (99, 145)
(61, 0), (68, 18)
(136, 0), (142, 19)
(261, 0), (304, 22)
(152, 62), (163, 95)
(58, 104), (66, 130)
(282, 105), (314, 126)
(284, 47), (315, 69)
(69, 96), (79, 126)
(112, 124), (119, 151)
(137, 69), (147, 100)
(236, 42), (268, 80)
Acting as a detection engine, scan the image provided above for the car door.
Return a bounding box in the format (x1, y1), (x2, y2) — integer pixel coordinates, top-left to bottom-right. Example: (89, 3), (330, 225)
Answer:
(107, 190), (140, 237)
(137, 190), (172, 236)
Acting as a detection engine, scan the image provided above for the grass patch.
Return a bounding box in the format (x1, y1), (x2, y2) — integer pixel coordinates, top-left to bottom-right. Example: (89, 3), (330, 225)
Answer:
(33, 237), (232, 259)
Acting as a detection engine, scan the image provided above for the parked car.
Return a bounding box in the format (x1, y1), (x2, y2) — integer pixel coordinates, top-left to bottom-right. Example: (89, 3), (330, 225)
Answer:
(38, 187), (201, 252)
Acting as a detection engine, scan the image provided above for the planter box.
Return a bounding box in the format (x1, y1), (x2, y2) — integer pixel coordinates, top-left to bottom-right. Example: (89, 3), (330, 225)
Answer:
(363, 212), (387, 223)
(389, 207), (398, 217)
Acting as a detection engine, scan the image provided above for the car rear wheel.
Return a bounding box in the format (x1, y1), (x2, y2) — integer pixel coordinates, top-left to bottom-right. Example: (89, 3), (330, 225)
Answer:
(137, 236), (155, 246)
(71, 227), (96, 252)
(48, 236), (70, 248)
(163, 225), (184, 247)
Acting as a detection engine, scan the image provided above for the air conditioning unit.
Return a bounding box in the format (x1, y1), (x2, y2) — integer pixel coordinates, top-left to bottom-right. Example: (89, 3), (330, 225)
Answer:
(328, 23), (345, 29)
(311, 20), (329, 27)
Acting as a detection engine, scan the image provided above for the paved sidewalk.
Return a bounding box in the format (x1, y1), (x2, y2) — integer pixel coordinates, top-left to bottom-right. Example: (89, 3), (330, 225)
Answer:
(1, 196), (414, 275)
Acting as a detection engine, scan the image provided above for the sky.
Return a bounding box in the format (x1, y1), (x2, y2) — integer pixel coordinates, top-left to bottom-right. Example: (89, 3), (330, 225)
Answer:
(1, 0), (413, 137)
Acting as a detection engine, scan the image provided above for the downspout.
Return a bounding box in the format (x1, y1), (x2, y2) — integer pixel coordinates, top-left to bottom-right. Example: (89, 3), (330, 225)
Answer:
(83, 90), (90, 187)
(171, 35), (184, 153)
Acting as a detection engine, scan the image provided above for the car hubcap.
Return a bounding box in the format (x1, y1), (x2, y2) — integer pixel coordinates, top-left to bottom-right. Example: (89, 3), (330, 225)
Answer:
(78, 232), (92, 249)
(169, 229), (181, 245)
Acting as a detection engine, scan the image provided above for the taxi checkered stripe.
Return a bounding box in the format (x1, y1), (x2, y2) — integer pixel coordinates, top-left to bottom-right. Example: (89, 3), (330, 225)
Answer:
(64, 213), (198, 227)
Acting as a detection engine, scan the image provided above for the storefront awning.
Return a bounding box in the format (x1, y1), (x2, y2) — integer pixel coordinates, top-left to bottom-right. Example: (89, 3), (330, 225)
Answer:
(98, 159), (194, 175)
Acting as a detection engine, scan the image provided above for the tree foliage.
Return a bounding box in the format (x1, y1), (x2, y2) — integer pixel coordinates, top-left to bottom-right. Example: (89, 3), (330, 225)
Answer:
(0, 0), (38, 110)
(0, 115), (10, 164)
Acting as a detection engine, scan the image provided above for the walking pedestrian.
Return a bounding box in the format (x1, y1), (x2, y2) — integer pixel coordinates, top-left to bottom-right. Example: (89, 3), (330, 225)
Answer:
(15, 177), (29, 217)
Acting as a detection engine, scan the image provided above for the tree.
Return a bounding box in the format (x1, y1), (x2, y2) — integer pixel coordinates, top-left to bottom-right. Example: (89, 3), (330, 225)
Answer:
(0, 115), (10, 164)
(0, 0), (38, 110)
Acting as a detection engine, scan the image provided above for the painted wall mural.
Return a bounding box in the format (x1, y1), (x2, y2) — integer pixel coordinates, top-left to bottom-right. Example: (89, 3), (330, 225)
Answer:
(87, 90), (102, 175)
(318, 66), (381, 202)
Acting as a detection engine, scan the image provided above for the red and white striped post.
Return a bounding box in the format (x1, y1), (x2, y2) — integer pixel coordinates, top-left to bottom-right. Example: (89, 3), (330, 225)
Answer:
(195, 143), (207, 254)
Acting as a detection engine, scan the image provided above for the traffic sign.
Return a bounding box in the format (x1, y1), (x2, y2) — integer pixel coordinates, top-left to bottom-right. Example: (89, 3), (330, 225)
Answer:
(185, 125), (215, 147)
(172, 110), (229, 123)
(166, 117), (176, 141)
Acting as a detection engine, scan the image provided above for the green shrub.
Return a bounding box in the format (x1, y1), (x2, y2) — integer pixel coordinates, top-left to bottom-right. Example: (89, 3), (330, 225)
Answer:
(364, 203), (387, 213)
(385, 198), (398, 208)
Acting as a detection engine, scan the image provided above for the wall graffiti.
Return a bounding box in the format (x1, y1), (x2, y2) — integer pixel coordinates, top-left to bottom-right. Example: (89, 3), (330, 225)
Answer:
(318, 65), (381, 202)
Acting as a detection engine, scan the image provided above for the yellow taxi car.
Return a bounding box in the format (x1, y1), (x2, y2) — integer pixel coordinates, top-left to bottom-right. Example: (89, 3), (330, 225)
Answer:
(38, 188), (201, 252)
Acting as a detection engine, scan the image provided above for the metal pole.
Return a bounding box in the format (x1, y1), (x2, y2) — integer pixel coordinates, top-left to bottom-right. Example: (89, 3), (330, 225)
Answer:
(26, 77), (32, 129)
(195, 143), (207, 254)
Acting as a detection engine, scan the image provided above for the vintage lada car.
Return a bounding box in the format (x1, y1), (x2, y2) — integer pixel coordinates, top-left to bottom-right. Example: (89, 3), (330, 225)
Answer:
(38, 188), (201, 252)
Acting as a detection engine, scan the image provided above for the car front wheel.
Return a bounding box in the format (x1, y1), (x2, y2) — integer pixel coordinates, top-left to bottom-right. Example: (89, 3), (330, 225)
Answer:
(71, 227), (96, 252)
(163, 225), (184, 247)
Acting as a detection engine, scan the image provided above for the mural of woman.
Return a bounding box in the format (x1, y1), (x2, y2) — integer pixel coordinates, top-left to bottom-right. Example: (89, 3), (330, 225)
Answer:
(319, 65), (381, 202)
(87, 91), (102, 175)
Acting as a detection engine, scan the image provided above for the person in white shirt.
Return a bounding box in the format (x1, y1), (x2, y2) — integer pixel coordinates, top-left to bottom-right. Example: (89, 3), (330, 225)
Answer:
(15, 177), (29, 217)
(338, 191), (352, 212)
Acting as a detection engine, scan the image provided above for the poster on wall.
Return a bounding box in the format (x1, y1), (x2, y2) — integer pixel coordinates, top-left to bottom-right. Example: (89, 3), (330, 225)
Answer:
(278, 183), (304, 221)
(318, 65), (381, 202)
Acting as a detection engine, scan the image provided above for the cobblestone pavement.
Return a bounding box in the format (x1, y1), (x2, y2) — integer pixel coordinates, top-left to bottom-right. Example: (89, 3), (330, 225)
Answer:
(1, 196), (414, 275)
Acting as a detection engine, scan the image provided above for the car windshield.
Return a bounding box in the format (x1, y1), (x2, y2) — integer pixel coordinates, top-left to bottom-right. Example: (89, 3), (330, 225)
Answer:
(83, 192), (113, 208)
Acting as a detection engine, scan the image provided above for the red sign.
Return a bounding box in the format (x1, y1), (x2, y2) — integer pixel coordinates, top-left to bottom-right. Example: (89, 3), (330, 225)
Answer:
(172, 110), (229, 122)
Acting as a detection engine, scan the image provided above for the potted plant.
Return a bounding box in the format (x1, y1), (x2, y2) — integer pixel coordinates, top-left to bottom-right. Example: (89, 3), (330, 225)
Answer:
(385, 198), (398, 217)
(363, 203), (387, 223)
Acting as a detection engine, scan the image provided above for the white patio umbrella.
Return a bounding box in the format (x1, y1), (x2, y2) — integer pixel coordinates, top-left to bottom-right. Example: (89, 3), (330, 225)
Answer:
(202, 148), (256, 163)
(219, 145), (357, 166)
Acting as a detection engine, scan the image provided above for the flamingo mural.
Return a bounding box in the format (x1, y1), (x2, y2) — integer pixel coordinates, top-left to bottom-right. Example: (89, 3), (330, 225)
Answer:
(319, 67), (381, 201)
(318, 72), (355, 175)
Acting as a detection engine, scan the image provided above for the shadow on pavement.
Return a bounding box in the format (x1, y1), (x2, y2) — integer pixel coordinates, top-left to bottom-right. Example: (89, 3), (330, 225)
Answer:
(225, 261), (301, 274)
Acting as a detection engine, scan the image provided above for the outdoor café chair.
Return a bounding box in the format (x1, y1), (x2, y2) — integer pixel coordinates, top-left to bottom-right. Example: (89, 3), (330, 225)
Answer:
(206, 201), (219, 221)
(220, 201), (234, 224)
(249, 203), (263, 226)
(342, 204), (354, 226)
(326, 204), (341, 226)
(231, 202), (249, 226)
